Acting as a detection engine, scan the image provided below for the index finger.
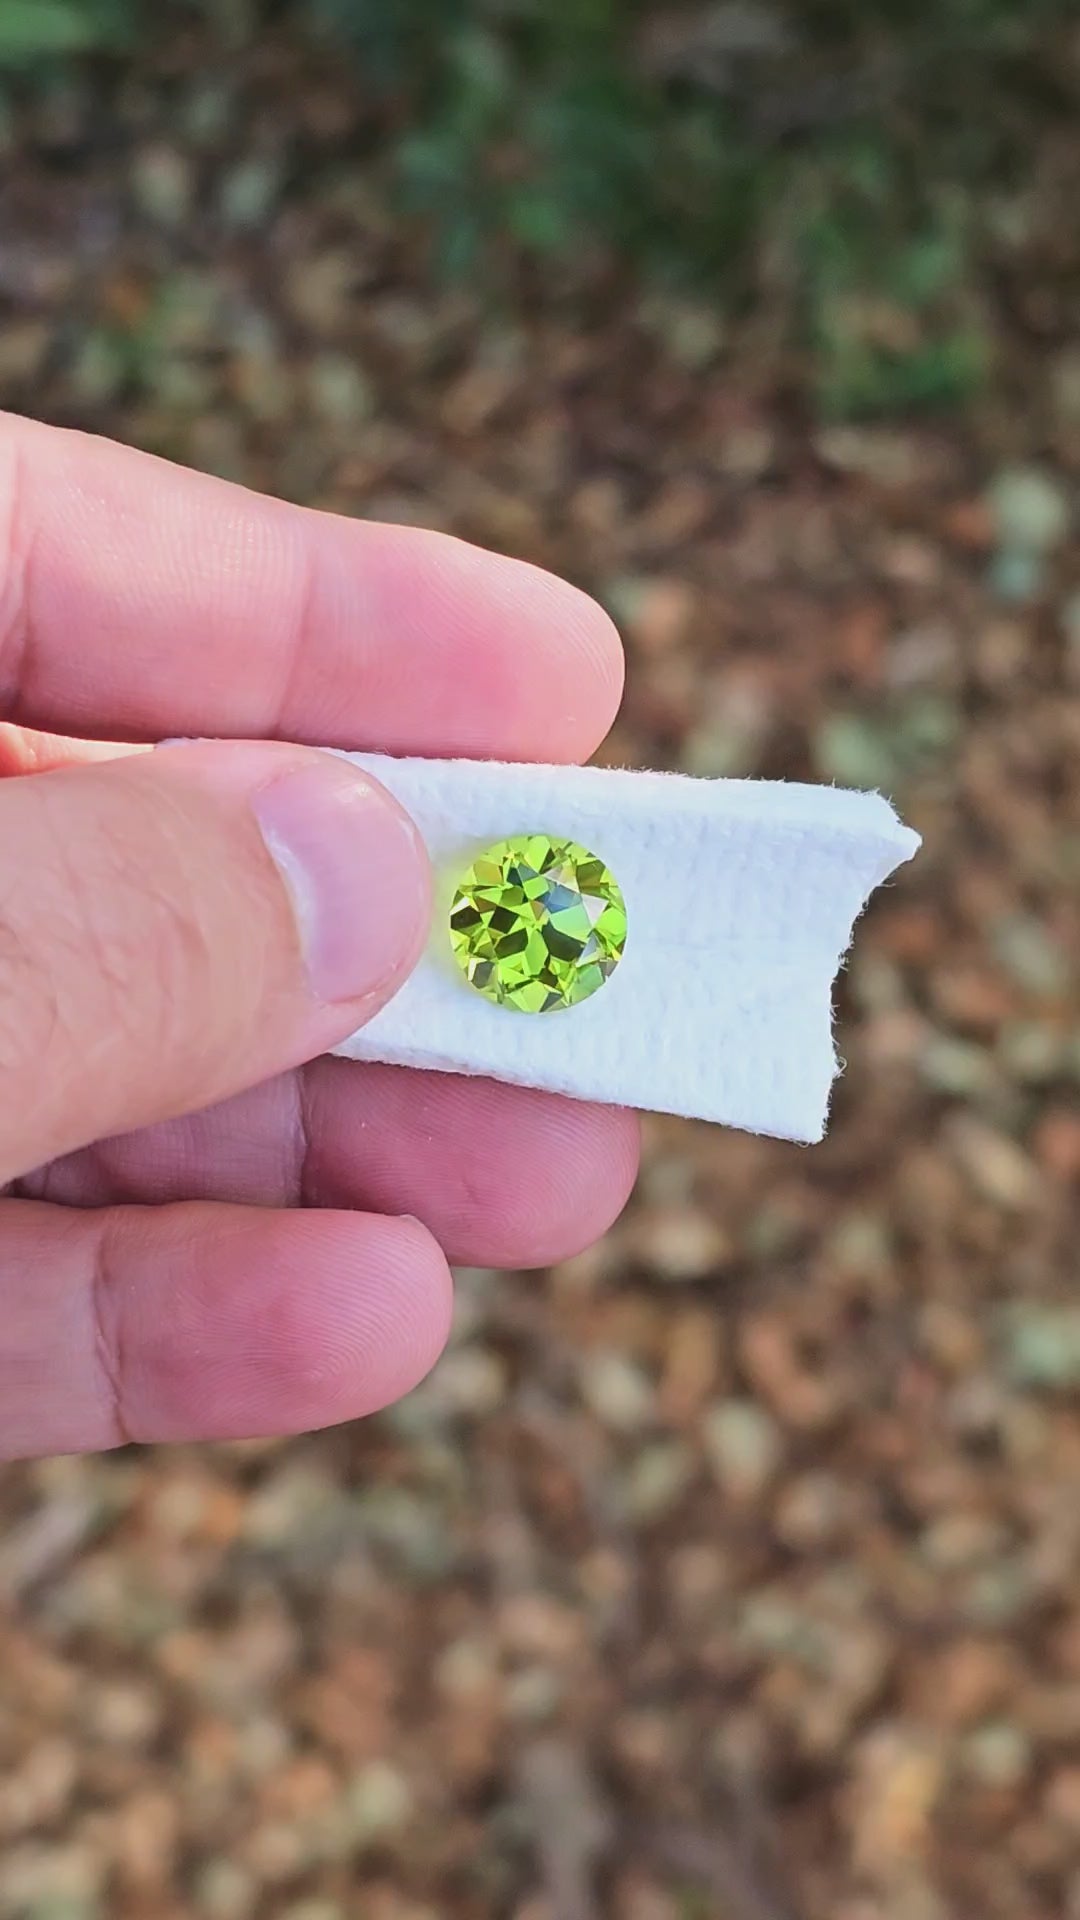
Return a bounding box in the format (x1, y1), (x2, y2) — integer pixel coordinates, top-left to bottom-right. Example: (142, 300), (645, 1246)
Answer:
(0, 414), (623, 761)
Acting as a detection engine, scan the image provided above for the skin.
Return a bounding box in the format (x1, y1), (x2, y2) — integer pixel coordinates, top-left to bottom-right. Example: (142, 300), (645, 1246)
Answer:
(0, 413), (639, 1461)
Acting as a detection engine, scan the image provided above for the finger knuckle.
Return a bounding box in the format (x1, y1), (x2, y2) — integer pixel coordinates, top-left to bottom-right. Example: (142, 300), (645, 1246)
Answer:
(89, 1215), (133, 1447)
(0, 788), (211, 1108)
(73, 802), (214, 1059)
(0, 907), (59, 1080)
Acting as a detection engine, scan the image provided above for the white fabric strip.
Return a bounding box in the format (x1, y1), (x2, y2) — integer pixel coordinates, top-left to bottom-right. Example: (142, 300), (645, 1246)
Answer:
(331, 754), (919, 1143)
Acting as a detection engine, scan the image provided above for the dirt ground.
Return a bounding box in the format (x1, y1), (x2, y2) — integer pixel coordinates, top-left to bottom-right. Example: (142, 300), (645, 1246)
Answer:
(0, 18), (1078, 1920)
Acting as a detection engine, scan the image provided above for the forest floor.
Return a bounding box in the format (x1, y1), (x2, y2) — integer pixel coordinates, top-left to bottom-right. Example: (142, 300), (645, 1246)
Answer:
(0, 14), (1078, 1920)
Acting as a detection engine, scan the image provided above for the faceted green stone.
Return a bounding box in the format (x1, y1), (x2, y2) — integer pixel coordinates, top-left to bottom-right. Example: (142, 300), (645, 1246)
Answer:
(449, 833), (627, 1014)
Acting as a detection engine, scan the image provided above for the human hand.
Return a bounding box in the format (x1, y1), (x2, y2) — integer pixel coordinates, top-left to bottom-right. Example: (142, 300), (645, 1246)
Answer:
(0, 414), (638, 1460)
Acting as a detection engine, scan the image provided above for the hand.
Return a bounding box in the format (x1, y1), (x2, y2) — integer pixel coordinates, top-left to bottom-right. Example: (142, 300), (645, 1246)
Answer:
(0, 414), (638, 1461)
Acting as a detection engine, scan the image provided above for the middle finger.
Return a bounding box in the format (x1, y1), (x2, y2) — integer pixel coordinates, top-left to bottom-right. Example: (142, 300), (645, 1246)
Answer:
(21, 1063), (641, 1271)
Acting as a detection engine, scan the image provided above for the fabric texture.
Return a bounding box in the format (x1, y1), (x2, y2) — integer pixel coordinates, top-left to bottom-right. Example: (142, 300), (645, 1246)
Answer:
(331, 754), (920, 1143)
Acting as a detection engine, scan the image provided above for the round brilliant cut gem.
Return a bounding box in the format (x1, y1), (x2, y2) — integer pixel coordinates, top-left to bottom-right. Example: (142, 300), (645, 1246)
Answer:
(449, 833), (627, 1013)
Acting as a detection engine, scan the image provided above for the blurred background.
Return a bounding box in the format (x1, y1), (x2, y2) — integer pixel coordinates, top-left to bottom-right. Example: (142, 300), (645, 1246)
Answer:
(0, 3), (1078, 1917)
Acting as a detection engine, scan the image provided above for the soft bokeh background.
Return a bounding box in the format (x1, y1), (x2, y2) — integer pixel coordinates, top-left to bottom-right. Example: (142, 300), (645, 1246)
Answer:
(0, 5), (1078, 1918)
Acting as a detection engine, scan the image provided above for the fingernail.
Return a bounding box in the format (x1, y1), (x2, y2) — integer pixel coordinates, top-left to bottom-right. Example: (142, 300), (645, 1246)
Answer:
(252, 761), (430, 1005)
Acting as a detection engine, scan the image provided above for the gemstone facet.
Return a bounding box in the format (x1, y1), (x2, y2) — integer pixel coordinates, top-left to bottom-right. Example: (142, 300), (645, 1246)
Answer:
(449, 834), (627, 1013)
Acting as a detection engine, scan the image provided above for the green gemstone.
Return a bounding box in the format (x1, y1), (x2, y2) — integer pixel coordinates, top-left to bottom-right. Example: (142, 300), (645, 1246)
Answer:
(449, 833), (627, 1014)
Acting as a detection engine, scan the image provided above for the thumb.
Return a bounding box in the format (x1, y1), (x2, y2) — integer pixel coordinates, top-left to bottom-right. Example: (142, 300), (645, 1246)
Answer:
(0, 741), (430, 1182)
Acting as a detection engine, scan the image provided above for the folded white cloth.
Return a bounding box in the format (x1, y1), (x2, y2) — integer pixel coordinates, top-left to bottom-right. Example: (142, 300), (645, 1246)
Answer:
(332, 754), (919, 1143)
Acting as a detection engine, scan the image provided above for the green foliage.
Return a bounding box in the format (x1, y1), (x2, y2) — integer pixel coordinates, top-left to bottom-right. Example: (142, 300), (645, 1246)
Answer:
(303, 0), (1073, 413)
(0, 0), (132, 62)
(5, 0), (1076, 418)
(391, 19), (665, 278)
(782, 149), (991, 415)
